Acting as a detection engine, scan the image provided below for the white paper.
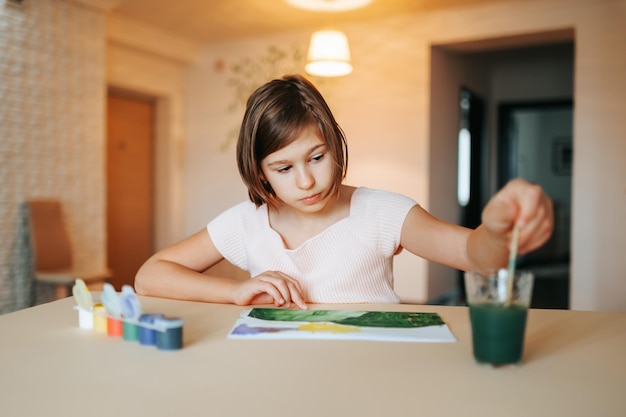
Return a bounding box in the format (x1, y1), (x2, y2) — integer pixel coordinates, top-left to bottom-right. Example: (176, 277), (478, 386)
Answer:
(228, 308), (456, 343)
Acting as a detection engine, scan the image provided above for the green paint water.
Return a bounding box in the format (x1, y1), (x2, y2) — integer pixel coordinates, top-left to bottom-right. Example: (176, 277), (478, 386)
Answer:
(469, 303), (528, 366)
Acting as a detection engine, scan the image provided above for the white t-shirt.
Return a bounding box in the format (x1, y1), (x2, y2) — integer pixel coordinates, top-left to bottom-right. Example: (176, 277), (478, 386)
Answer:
(207, 187), (417, 303)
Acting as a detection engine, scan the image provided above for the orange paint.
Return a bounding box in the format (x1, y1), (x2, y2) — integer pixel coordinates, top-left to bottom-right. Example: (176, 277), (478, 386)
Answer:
(107, 316), (124, 337)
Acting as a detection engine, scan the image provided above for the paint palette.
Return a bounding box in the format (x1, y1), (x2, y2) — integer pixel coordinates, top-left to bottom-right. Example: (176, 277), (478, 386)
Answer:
(71, 279), (184, 350)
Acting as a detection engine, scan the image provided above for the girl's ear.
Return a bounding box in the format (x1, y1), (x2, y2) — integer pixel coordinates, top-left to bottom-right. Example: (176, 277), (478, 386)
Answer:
(259, 168), (269, 182)
(260, 175), (274, 195)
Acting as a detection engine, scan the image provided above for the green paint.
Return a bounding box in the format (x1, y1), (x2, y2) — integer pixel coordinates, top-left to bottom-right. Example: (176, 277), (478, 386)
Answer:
(248, 308), (444, 328)
(469, 303), (528, 366)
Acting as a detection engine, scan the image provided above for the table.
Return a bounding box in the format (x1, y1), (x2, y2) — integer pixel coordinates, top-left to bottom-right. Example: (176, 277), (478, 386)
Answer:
(1, 296), (625, 417)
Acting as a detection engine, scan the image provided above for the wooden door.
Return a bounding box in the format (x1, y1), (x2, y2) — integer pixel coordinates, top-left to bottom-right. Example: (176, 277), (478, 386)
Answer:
(106, 91), (155, 290)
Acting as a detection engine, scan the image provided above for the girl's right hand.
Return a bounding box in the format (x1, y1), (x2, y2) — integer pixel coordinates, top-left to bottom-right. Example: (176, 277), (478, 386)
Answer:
(231, 271), (308, 309)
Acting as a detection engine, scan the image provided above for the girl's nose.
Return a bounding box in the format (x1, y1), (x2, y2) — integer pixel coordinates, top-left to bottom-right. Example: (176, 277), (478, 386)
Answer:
(296, 168), (315, 189)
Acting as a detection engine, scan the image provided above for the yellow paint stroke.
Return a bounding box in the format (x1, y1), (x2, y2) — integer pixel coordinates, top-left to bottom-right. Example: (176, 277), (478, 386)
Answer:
(297, 322), (360, 333)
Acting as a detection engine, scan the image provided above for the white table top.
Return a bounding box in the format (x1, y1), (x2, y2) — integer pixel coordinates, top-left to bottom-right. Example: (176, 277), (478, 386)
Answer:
(1, 296), (625, 417)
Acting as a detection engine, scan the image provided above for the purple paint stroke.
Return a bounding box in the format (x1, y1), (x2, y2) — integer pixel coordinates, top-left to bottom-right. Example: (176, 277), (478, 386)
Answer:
(231, 324), (291, 335)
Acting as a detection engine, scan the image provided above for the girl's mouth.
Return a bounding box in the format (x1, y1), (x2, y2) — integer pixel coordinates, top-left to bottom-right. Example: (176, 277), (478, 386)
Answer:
(301, 193), (322, 205)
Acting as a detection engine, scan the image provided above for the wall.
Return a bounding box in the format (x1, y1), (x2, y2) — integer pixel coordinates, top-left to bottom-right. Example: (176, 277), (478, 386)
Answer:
(185, 31), (429, 303)
(568, 0), (625, 311)
(106, 13), (198, 250)
(421, 1), (626, 309)
(1, 0), (623, 313)
(0, 0), (113, 313)
(185, 0), (626, 310)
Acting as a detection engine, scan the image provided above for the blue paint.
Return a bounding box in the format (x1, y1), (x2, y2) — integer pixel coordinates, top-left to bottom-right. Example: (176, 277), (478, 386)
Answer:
(138, 314), (165, 346)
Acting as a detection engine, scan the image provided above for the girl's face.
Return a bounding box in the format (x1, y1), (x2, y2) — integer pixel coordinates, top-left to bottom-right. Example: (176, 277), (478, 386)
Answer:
(260, 127), (335, 214)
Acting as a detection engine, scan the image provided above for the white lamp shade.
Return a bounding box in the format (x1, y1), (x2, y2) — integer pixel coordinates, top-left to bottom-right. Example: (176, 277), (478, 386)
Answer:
(286, 0), (372, 12)
(305, 30), (353, 77)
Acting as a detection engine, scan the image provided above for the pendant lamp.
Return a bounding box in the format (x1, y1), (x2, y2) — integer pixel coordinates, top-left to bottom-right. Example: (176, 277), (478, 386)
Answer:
(286, 0), (370, 77)
(287, 0), (372, 12)
(305, 29), (353, 77)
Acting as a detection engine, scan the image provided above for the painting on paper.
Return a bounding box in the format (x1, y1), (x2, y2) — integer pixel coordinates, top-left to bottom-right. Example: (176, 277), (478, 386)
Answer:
(228, 308), (456, 342)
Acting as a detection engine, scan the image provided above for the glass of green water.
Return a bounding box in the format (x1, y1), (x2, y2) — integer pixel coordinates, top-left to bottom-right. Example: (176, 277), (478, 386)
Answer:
(464, 269), (534, 366)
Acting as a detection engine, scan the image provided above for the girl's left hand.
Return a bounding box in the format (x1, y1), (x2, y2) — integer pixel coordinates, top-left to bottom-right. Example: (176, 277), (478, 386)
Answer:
(482, 178), (554, 254)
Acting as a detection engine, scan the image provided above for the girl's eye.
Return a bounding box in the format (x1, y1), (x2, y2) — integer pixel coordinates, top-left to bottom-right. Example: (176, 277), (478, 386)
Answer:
(277, 166), (292, 173)
(311, 153), (324, 162)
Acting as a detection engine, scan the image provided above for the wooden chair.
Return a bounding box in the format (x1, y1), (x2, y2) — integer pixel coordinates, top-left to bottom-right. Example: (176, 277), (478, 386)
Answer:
(26, 199), (112, 300)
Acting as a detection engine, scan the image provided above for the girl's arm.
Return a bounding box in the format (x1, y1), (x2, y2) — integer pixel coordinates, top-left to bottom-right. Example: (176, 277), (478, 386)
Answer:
(400, 179), (554, 272)
(135, 229), (240, 302)
(134, 229), (307, 308)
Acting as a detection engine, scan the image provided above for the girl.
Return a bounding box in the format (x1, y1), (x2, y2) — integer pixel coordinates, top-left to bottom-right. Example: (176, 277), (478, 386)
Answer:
(135, 74), (553, 310)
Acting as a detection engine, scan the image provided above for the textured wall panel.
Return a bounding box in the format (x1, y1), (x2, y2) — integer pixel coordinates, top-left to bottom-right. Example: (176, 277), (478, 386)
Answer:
(0, 0), (107, 313)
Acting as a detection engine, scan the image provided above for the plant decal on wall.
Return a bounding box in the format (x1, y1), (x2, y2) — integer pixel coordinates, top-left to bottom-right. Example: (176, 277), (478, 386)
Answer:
(221, 45), (329, 150)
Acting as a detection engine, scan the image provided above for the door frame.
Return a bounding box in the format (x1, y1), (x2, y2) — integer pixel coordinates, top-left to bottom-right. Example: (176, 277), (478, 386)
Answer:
(106, 84), (184, 251)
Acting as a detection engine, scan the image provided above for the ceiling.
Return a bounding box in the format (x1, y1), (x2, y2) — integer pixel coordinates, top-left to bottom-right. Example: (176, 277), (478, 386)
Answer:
(111, 0), (508, 43)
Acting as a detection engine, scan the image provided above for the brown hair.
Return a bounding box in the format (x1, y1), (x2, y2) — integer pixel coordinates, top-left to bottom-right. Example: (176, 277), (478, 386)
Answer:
(236, 74), (348, 207)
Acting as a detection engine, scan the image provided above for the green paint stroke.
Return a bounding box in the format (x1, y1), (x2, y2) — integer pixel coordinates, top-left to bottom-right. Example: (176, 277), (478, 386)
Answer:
(248, 309), (445, 328)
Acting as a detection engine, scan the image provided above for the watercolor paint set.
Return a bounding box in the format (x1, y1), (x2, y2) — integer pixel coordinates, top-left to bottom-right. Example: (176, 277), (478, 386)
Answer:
(72, 279), (184, 350)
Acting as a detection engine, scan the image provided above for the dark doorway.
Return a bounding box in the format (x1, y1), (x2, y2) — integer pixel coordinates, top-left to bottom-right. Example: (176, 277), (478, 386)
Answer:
(426, 33), (574, 308)
(498, 100), (573, 309)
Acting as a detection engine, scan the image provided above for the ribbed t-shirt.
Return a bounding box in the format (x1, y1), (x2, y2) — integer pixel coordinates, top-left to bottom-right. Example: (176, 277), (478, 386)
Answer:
(207, 187), (417, 303)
